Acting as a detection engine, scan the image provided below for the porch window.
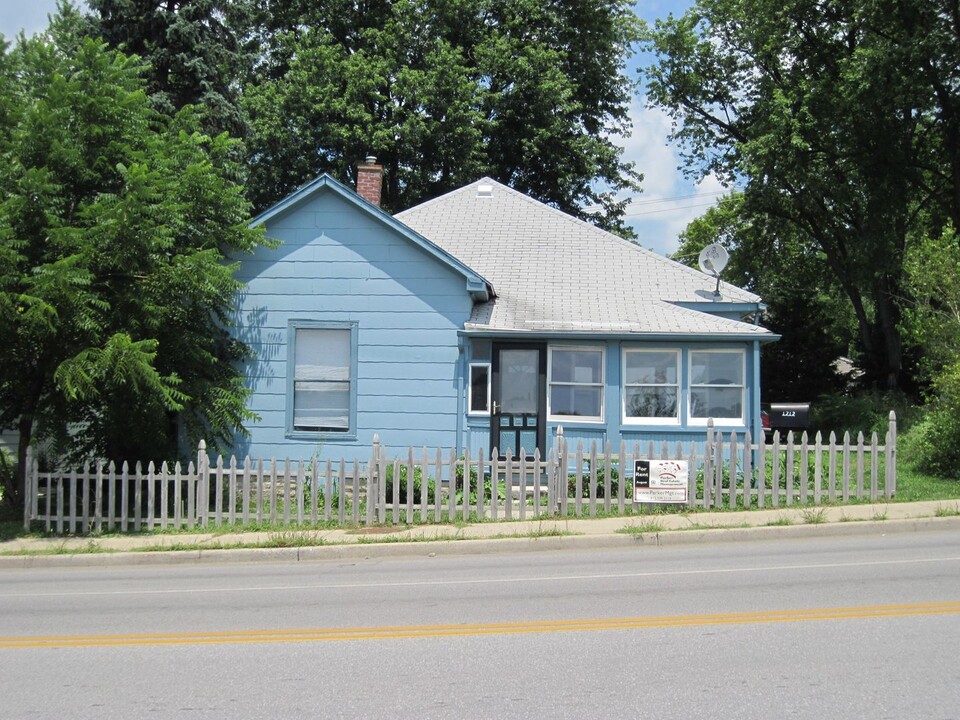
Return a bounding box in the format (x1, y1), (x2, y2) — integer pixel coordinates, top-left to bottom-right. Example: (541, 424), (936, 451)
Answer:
(468, 362), (490, 414)
(548, 347), (604, 421)
(290, 323), (356, 434)
(689, 350), (744, 422)
(623, 349), (679, 423)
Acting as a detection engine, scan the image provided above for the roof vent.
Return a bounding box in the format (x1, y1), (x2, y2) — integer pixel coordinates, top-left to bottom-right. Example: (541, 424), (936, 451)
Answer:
(476, 184), (493, 198)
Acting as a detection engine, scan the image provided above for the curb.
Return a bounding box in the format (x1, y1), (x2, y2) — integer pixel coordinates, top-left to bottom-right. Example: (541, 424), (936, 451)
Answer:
(2, 515), (958, 569)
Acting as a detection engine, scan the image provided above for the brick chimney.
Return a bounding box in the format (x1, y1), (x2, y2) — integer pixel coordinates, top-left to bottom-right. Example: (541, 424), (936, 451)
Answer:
(356, 155), (384, 207)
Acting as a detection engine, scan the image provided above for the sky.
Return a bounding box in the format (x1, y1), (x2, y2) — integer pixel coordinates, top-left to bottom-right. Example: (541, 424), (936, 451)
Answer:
(0, 0), (717, 257)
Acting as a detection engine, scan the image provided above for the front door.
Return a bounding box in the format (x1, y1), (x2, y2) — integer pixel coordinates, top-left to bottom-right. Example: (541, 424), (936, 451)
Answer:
(491, 343), (546, 458)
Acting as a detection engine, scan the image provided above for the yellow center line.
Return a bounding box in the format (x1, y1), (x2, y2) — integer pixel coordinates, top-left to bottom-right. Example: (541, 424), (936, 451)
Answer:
(2, 602), (958, 649)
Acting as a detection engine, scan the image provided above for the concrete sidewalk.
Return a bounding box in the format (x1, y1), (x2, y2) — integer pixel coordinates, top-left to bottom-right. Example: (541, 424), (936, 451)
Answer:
(2, 499), (959, 568)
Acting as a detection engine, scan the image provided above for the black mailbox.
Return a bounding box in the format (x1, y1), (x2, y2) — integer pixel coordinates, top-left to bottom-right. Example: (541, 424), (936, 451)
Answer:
(767, 402), (811, 430)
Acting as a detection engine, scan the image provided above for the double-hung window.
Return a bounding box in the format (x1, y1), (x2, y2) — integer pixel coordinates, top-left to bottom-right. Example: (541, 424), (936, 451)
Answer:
(623, 349), (679, 423)
(548, 347), (604, 421)
(689, 350), (744, 422)
(290, 323), (356, 435)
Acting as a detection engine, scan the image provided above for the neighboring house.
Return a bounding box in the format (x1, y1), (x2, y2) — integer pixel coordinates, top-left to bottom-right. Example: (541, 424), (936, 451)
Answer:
(231, 161), (778, 461)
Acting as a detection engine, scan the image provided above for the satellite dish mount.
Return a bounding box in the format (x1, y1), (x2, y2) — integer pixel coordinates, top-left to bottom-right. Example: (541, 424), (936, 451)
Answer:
(697, 243), (729, 300)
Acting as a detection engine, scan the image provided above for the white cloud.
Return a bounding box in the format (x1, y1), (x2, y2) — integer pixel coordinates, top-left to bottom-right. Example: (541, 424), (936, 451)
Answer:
(619, 98), (728, 256)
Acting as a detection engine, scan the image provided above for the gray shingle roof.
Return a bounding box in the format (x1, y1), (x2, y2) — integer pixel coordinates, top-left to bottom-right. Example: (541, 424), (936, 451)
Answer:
(396, 179), (773, 337)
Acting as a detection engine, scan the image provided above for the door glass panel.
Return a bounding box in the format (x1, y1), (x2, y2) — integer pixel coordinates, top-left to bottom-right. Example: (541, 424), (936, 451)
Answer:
(518, 430), (537, 455)
(498, 431), (514, 456)
(500, 349), (538, 414)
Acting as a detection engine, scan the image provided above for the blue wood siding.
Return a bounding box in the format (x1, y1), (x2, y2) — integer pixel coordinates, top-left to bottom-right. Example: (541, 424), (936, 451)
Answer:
(232, 190), (473, 461)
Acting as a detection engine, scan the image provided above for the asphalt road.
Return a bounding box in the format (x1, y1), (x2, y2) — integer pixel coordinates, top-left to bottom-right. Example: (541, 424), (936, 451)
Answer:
(2, 528), (959, 719)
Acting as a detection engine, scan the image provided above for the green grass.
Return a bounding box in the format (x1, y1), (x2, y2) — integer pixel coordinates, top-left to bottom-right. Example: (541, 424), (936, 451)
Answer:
(618, 520), (665, 535)
(934, 503), (960, 517)
(892, 464), (960, 502)
(800, 508), (828, 524)
(766, 515), (793, 526)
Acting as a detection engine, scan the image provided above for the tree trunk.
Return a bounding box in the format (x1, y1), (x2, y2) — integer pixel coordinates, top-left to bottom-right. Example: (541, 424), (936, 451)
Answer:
(11, 415), (34, 510)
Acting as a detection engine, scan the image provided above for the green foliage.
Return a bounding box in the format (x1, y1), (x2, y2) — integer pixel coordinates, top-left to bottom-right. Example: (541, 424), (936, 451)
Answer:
(87, 0), (253, 138)
(642, 0), (960, 390)
(900, 362), (960, 478)
(0, 10), (265, 503)
(568, 461), (620, 499)
(675, 194), (849, 400)
(241, 0), (641, 235)
(383, 463), (437, 505)
(809, 392), (914, 438)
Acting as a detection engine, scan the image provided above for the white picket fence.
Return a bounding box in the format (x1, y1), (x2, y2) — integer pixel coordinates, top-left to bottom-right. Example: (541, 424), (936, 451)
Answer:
(24, 414), (897, 534)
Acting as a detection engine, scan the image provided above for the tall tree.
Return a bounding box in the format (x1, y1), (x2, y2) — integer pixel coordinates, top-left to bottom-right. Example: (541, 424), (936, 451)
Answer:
(641, 0), (960, 389)
(0, 9), (264, 505)
(242, 0), (641, 234)
(675, 194), (850, 400)
(86, 0), (253, 138)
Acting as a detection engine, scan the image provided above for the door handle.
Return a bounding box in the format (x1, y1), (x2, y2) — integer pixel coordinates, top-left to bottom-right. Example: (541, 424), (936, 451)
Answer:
(492, 401), (499, 414)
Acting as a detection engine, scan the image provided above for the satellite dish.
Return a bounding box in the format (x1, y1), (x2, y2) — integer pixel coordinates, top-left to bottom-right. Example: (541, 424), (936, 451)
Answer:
(697, 243), (729, 300)
(698, 243), (729, 276)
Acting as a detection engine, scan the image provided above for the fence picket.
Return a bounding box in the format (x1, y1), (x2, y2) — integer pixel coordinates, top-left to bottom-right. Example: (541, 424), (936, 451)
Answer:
(617, 441), (627, 514)
(242, 457), (251, 526)
(885, 411), (897, 498)
(533, 448), (542, 518)
(799, 433), (809, 505)
(215, 456), (225, 527)
(255, 458), (264, 523)
(588, 442), (598, 518)
(870, 432), (880, 502)
(743, 433), (753, 509)
(828, 432), (837, 503)
(321, 458), (331, 523)
(406, 448), (415, 524)
(771, 433), (781, 508)
(391, 457), (401, 525)
(856, 433), (865, 500)
(228, 456), (238, 526)
(159, 462), (169, 530)
(462, 450), (472, 522)
(81, 464), (91, 534)
(784, 433), (793, 507)
(842, 433), (851, 503)
(173, 462), (183, 529)
(378, 446), (389, 525)
(448, 448), (457, 522)
(187, 461), (196, 528)
(813, 433), (823, 505)
(729, 433), (739, 509)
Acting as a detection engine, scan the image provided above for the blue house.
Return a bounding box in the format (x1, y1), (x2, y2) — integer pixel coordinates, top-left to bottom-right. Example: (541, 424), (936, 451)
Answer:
(232, 161), (777, 461)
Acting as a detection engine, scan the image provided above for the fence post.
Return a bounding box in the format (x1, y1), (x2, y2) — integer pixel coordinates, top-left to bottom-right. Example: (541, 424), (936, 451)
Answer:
(23, 446), (33, 531)
(886, 410), (897, 499)
(367, 434), (380, 526)
(197, 440), (209, 527)
(703, 420), (714, 509)
(553, 426), (564, 517)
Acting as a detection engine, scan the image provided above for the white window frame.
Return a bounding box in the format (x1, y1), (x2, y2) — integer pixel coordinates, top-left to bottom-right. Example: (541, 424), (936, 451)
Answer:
(468, 362), (491, 416)
(687, 348), (746, 426)
(547, 345), (605, 423)
(621, 348), (680, 425)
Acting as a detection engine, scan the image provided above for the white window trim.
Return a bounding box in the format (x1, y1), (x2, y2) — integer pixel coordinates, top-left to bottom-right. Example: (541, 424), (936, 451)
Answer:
(687, 348), (746, 426)
(467, 362), (491, 416)
(547, 345), (605, 424)
(621, 347), (681, 426)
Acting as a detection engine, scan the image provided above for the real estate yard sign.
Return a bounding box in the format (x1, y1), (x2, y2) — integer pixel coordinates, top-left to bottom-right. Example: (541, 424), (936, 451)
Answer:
(634, 460), (689, 503)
